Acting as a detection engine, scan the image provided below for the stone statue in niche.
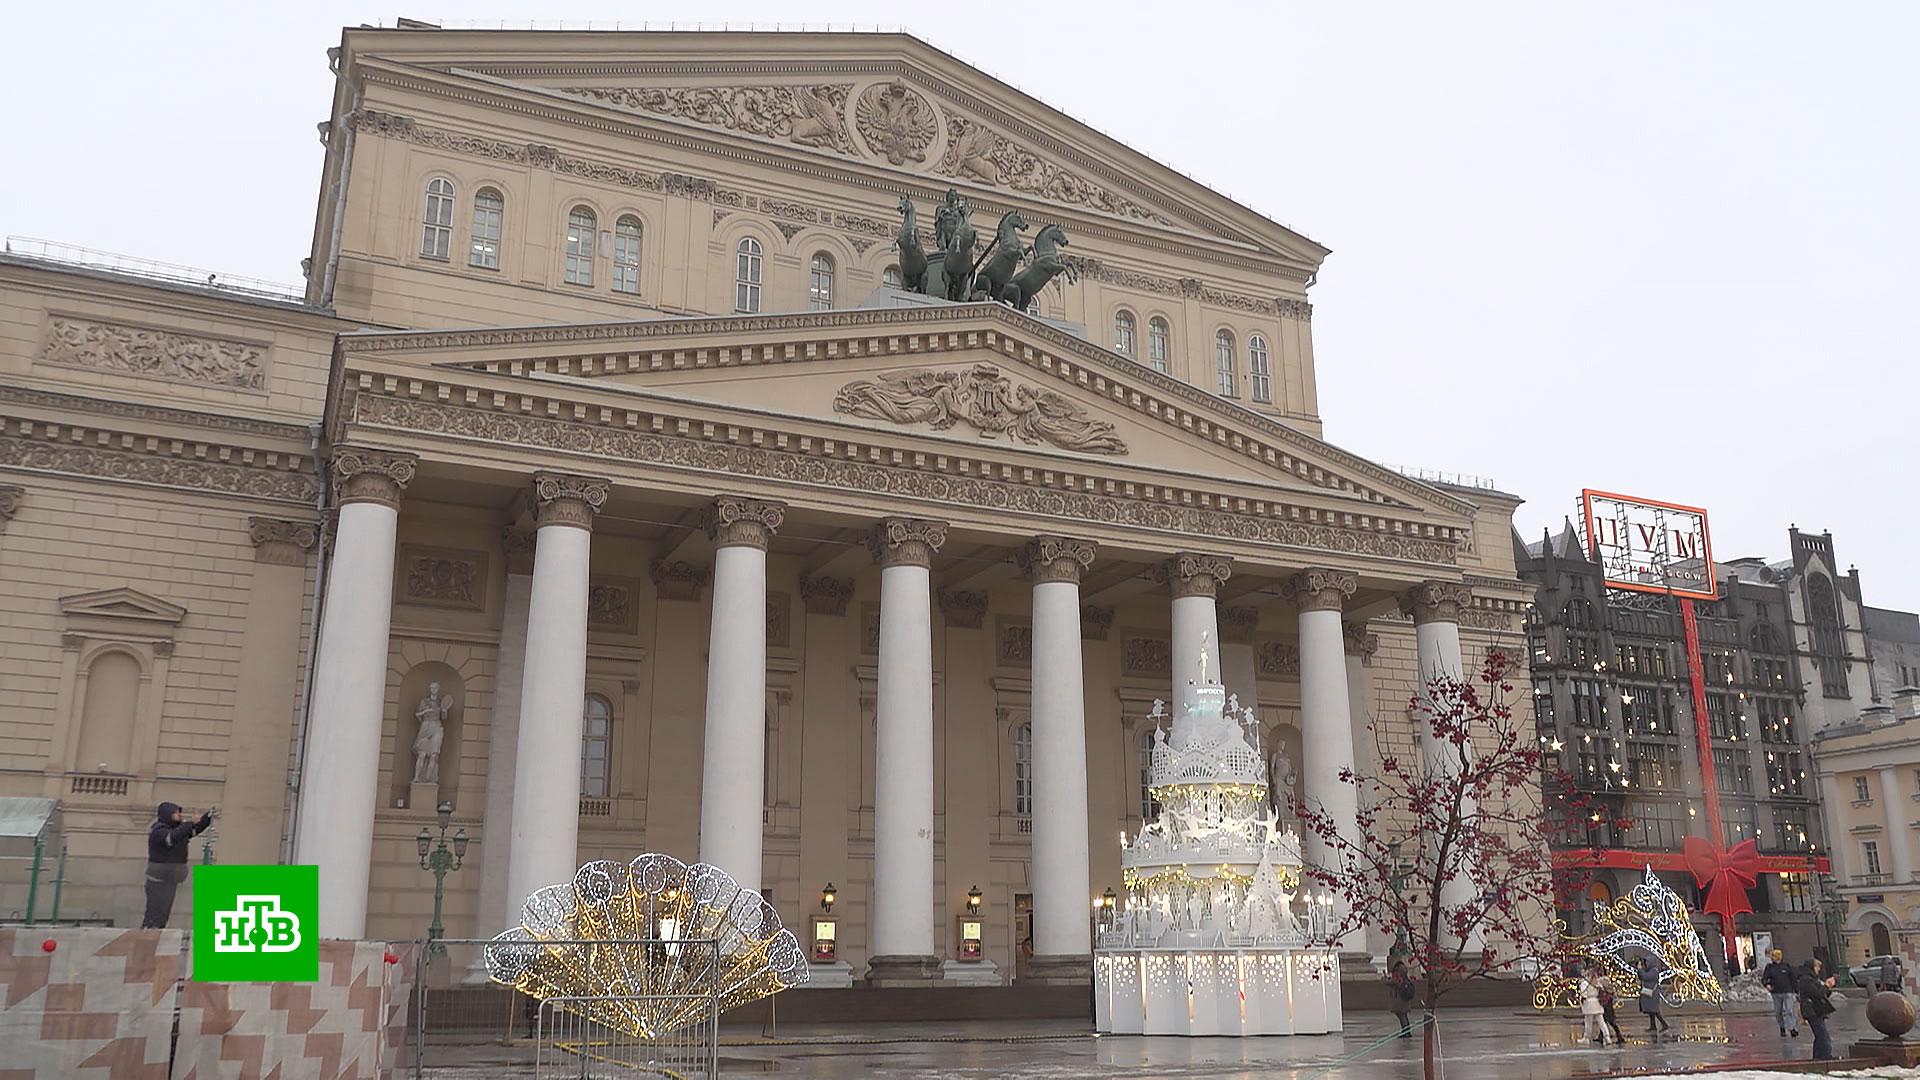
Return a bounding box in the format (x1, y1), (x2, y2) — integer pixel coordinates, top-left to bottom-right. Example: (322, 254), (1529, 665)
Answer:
(412, 682), (452, 784)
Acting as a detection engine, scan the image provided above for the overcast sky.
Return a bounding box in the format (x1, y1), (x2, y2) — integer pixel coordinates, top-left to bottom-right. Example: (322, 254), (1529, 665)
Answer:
(5, 3), (1915, 607)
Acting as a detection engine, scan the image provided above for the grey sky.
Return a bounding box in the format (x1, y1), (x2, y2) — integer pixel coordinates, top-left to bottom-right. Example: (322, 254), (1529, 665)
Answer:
(5, 3), (1915, 607)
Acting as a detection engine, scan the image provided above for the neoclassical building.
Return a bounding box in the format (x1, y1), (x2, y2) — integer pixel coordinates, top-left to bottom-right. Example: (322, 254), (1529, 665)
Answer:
(0, 25), (1532, 983)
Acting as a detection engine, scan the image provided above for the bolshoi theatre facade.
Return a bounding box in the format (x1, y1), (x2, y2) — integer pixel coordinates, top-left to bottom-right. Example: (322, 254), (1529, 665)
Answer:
(0, 25), (1532, 984)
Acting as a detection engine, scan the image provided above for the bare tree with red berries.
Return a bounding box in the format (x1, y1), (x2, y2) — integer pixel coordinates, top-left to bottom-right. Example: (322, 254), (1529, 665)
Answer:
(1294, 649), (1608, 1080)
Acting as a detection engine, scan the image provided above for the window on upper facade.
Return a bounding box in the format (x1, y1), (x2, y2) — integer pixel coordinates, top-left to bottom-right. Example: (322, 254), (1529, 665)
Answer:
(735, 238), (763, 313)
(1713, 747), (1751, 795)
(1855, 776), (1872, 803)
(1148, 317), (1171, 374)
(882, 264), (904, 289)
(612, 215), (642, 294)
(468, 188), (503, 269)
(1624, 799), (1682, 850)
(1014, 722), (1033, 817)
(1862, 840), (1883, 877)
(1533, 681), (1556, 730)
(1621, 686), (1675, 737)
(1214, 330), (1236, 396)
(420, 178), (455, 260)
(1626, 740), (1678, 790)
(1778, 871), (1813, 912)
(1248, 333), (1272, 403)
(1772, 806), (1810, 852)
(1807, 573), (1850, 697)
(1114, 310), (1136, 357)
(1756, 696), (1796, 744)
(1766, 750), (1806, 797)
(1722, 802), (1757, 847)
(1569, 679), (1607, 729)
(808, 253), (834, 311)
(563, 207), (596, 286)
(581, 693), (612, 799)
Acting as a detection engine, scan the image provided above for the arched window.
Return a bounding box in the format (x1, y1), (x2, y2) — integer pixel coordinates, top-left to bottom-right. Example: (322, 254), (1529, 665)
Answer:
(467, 188), (504, 269)
(1248, 333), (1272, 403)
(563, 206), (596, 286)
(1113, 310), (1137, 358)
(612, 215), (642, 294)
(1148, 317), (1171, 374)
(1564, 597), (1598, 629)
(1808, 573), (1848, 696)
(420, 178), (455, 260)
(808, 252), (835, 310)
(581, 693), (612, 798)
(1013, 722), (1033, 817)
(882, 264), (904, 289)
(1137, 727), (1159, 820)
(76, 650), (140, 774)
(1214, 330), (1236, 396)
(735, 237), (763, 313)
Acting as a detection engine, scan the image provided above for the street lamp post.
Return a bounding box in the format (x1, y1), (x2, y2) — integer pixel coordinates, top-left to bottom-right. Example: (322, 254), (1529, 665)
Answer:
(416, 801), (468, 954)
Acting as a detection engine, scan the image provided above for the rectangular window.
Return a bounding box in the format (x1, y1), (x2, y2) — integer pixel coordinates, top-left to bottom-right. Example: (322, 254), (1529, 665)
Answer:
(1756, 696), (1796, 744)
(1771, 806), (1810, 852)
(1713, 747), (1751, 795)
(1721, 803), (1757, 847)
(1855, 776), (1872, 803)
(1570, 679), (1607, 729)
(1707, 693), (1747, 741)
(1626, 740), (1678, 790)
(1533, 682), (1556, 730)
(1621, 686), (1674, 736)
(1766, 751), (1806, 797)
(469, 192), (503, 269)
(1779, 872), (1813, 912)
(1625, 799), (1683, 850)
(1863, 840), (1882, 877)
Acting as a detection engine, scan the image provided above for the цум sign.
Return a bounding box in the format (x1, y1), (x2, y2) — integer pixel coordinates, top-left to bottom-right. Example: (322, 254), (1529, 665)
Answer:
(1580, 490), (1716, 601)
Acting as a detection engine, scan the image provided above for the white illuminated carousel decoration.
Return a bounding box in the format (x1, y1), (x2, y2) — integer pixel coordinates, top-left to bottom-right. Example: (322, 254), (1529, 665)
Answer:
(1094, 637), (1344, 1036)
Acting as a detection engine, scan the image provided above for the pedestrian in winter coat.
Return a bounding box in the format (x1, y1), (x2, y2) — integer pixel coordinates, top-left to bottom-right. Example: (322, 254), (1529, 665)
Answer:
(1761, 949), (1800, 1037)
(1387, 962), (1417, 1039)
(142, 801), (214, 929)
(1577, 969), (1612, 1045)
(1796, 958), (1838, 1062)
(1636, 956), (1672, 1037)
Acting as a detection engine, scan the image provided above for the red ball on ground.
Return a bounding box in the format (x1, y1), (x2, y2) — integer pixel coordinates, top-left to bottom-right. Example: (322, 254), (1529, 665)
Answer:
(40, 939), (56, 953)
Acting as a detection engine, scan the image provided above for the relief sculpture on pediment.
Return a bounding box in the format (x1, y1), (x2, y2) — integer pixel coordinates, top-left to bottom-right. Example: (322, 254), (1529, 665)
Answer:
(562, 85), (855, 154)
(854, 79), (937, 166)
(832, 363), (1127, 455)
(935, 110), (1173, 226)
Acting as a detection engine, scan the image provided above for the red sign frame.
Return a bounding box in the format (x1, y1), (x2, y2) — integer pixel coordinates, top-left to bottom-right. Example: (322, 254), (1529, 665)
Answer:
(1579, 489), (1717, 601)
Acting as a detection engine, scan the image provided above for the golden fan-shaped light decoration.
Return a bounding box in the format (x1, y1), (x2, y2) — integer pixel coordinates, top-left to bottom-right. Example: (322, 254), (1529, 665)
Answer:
(486, 854), (809, 1038)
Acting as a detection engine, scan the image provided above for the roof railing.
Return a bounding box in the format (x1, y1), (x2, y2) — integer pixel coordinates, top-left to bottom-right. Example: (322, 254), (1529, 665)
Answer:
(3, 237), (307, 303)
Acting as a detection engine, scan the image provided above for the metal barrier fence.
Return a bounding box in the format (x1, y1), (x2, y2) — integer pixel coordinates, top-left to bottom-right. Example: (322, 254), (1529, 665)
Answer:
(406, 938), (720, 1078)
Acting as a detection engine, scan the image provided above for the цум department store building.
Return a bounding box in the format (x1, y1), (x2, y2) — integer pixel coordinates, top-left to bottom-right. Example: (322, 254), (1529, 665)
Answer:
(0, 25), (1533, 983)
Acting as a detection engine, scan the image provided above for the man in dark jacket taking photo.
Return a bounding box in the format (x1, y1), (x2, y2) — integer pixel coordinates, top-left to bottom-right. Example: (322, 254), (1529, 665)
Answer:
(142, 801), (214, 929)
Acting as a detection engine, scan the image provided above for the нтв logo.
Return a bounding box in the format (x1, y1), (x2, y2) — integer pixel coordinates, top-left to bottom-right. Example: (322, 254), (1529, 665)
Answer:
(192, 865), (319, 981)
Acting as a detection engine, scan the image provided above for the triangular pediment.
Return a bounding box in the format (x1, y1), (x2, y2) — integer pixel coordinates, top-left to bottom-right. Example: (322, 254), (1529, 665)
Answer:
(59, 587), (187, 625)
(341, 304), (1473, 527)
(346, 29), (1327, 265)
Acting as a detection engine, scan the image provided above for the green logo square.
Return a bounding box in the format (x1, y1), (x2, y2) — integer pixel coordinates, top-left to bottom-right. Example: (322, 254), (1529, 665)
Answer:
(191, 865), (319, 982)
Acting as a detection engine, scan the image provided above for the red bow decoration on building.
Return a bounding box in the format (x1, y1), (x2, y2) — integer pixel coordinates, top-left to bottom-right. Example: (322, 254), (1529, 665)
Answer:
(1682, 836), (1761, 921)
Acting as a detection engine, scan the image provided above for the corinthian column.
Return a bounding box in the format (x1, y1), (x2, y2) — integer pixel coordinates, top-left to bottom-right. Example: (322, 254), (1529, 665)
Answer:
(699, 496), (785, 895)
(504, 473), (608, 925)
(1020, 536), (1097, 984)
(1284, 568), (1365, 954)
(866, 517), (947, 985)
(1154, 553), (1233, 718)
(294, 447), (416, 939)
(1401, 579), (1480, 949)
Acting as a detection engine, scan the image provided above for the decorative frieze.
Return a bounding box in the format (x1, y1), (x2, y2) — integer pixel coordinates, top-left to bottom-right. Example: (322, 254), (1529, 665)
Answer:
(996, 618), (1033, 667)
(1401, 581), (1475, 625)
(1283, 568), (1358, 613)
(938, 588), (987, 630)
(560, 84), (856, 154)
(1019, 536), (1096, 585)
(1459, 607), (1517, 632)
(41, 317), (266, 391)
(587, 578), (641, 633)
(935, 109), (1173, 226)
(799, 575), (853, 616)
(650, 560), (711, 602)
(0, 484), (22, 532)
(868, 517), (947, 569)
(1258, 640), (1301, 678)
(1342, 621), (1380, 662)
(532, 472), (610, 530)
(832, 364), (1128, 455)
(247, 516), (319, 566)
(0, 432), (318, 507)
(1124, 635), (1171, 677)
(331, 447), (416, 509)
(399, 545), (487, 611)
(704, 496), (785, 550)
(1155, 553), (1233, 599)
(1219, 606), (1260, 644)
(1079, 604), (1114, 641)
(766, 591), (792, 647)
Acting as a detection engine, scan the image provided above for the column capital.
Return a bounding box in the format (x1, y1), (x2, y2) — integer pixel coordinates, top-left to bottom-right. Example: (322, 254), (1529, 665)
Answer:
(248, 517), (320, 566)
(330, 446), (417, 509)
(1342, 620), (1380, 661)
(1284, 568), (1358, 612)
(799, 574), (853, 616)
(1019, 536), (1096, 584)
(704, 496), (785, 550)
(1401, 580), (1475, 624)
(0, 483), (23, 531)
(531, 472), (610, 530)
(1154, 553), (1233, 599)
(868, 517), (947, 568)
(1220, 606), (1260, 644)
(502, 525), (536, 575)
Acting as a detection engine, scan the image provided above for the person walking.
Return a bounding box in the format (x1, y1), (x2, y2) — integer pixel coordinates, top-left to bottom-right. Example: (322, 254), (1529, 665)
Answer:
(142, 801), (214, 929)
(1598, 978), (1626, 1044)
(1387, 961), (1417, 1039)
(1637, 955), (1673, 1039)
(1577, 967), (1613, 1045)
(1797, 957), (1838, 1061)
(1761, 948), (1800, 1037)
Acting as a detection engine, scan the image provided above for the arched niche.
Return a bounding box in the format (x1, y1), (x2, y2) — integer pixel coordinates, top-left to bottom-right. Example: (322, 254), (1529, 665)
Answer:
(75, 646), (144, 774)
(390, 662), (466, 811)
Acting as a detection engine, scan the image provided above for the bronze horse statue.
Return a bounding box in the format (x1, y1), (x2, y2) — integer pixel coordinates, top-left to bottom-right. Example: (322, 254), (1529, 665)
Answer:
(973, 210), (1028, 303)
(1001, 223), (1074, 309)
(894, 195), (927, 292)
(932, 192), (978, 302)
